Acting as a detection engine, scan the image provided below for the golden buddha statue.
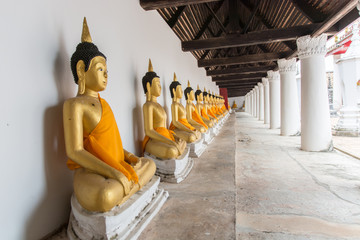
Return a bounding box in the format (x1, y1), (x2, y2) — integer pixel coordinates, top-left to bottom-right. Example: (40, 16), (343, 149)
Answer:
(232, 101), (238, 109)
(195, 85), (214, 128)
(212, 93), (224, 118)
(142, 61), (187, 159)
(169, 73), (201, 143)
(184, 81), (207, 133)
(63, 18), (156, 213)
(203, 88), (218, 122)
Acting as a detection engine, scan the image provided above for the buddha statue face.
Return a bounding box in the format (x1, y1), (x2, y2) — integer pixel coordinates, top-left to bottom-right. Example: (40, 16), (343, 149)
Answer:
(198, 93), (203, 102)
(148, 77), (161, 97)
(175, 85), (183, 99)
(188, 90), (195, 101)
(77, 56), (108, 93)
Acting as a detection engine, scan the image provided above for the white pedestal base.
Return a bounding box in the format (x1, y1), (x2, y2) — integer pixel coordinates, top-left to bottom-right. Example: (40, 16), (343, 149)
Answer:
(212, 124), (220, 136)
(188, 137), (206, 158)
(334, 107), (360, 136)
(67, 176), (168, 240)
(203, 130), (213, 145)
(144, 147), (193, 183)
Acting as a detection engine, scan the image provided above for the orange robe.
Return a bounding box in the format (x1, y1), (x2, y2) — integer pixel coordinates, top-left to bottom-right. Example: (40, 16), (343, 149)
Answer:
(207, 108), (218, 121)
(142, 127), (176, 153)
(201, 108), (210, 120)
(221, 105), (227, 111)
(67, 95), (138, 183)
(169, 118), (196, 131)
(191, 104), (208, 130)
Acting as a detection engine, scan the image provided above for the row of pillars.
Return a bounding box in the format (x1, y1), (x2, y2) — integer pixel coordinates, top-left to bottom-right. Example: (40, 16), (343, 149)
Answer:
(245, 34), (333, 152)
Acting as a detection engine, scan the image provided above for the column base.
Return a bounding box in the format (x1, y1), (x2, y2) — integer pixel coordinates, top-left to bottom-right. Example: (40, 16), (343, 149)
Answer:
(144, 147), (193, 183)
(67, 176), (168, 240)
(333, 107), (360, 137)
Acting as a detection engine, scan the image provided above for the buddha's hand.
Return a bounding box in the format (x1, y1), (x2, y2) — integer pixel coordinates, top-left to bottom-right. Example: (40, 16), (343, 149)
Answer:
(113, 171), (131, 195)
(127, 154), (140, 165)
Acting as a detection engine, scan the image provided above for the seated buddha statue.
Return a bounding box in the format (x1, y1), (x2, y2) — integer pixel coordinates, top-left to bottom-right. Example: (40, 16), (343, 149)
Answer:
(212, 93), (224, 118)
(169, 73), (201, 143)
(195, 86), (214, 128)
(63, 18), (156, 213)
(184, 81), (207, 133)
(232, 101), (238, 109)
(142, 60), (187, 159)
(203, 88), (218, 122)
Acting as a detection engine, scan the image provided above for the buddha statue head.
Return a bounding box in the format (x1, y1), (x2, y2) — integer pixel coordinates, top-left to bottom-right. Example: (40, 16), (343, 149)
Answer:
(184, 80), (195, 102)
(203, 87), (209, 103)
(169, 73), (182, 100)
(195, 85), (203, 103)
(142, 59), (161, 101)
(70, 17), (107, 95)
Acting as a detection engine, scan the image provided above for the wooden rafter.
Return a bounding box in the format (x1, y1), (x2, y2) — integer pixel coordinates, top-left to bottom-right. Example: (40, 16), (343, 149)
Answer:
(140, 0), (221, 11)
(207, 65), (275, 76)
(214, 76), (263, 82)
(198, 51), (292, 67)
(167, 6), (186, 28)
(312, 0), (358, 37)
(182, 24), (320, 52)
(290, 0), (327, 23)
(213, 72), (267, 81)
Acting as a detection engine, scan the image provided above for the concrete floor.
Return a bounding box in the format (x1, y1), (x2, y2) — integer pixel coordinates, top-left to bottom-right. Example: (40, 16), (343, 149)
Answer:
(236, 112), (360, 240)
(50, 112), (360, 239)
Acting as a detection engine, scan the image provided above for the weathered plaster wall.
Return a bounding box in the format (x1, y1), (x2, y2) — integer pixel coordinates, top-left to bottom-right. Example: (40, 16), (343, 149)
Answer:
(228, 96), (245, 109)
(0, 0), (218, 239)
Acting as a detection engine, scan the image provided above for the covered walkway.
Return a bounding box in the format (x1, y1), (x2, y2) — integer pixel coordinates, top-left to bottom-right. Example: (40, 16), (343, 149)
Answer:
(139, 112), (360, 240)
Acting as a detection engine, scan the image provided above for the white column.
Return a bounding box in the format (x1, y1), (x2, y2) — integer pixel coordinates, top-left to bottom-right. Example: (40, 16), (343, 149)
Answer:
(251, 89), (255, 116)
(297, 34), (332, 151)
(268, 70), (281, 129)
(335, 23), (360, 136)
(278, 58), (301, 136)
(252, 89), (256, 117)
(262, 78), (270, 124)
(255, 85), (260, 119)
(258, 82), (264, 121)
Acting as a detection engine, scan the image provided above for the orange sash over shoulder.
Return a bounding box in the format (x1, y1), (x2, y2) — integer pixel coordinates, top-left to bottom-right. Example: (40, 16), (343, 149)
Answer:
(201, 108), (210, 120)
(208, 108), (218, 121)
(169, 118), (195, 131)
(142, 127), (175, 153)
(192, 104), (208, 129)
(221, 105), (227, 111)
(67, 95), (138, 183)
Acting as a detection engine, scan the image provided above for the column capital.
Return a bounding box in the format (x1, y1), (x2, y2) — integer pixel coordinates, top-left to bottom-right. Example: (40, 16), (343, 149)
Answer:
(296, 34), (327, 59)
(257, 82), (264, 88)
(254, 85), (259, 90)
(277, 58), (297, 73)
(267, 70), (280, 82)
(262, 77), (269, 85)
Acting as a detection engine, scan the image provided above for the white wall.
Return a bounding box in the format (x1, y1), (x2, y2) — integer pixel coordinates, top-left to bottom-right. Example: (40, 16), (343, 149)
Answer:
(228, 96), (245, 109)
(0, 1), (218, 239)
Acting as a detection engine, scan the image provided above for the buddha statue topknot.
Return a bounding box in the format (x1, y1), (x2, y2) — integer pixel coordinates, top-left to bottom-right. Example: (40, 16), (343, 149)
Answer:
(63, 18), (155, 212)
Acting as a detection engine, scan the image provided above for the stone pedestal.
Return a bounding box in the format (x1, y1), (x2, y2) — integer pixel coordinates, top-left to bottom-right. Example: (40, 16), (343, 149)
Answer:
(188, 137), (206, 158)
(203, 130), (213, 145)
(278, 58), (300, 136)
(268, 70), (281, 129)
(334, 24), (360, 136)
(68, 176), (168, 240)
(297, 34), (332, 151)
(144, 147), (193, 183)
(262, 78), (270, 124)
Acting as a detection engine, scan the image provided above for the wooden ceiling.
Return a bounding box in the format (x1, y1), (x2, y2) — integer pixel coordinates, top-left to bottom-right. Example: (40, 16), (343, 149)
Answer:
(140, 0), (359, 97)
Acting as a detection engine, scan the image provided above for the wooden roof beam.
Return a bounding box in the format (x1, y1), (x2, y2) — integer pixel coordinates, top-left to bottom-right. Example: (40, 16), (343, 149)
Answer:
(167, 6), (186, 28)
(199, 51), (292, 67)
(312, 0), (358, 37)
(213, 76), (263, 82)
(207, 65), (275, 76)
(140, 0), (221, 10)
(290, 0), (327, 23)
(182, 24), (320, 52)
(213, 72), (267, 81)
